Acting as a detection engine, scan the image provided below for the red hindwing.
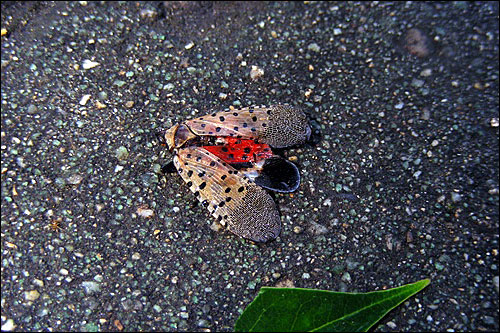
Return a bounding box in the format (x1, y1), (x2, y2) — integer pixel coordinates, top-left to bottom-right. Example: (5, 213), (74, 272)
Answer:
(202, 138), (273, 164)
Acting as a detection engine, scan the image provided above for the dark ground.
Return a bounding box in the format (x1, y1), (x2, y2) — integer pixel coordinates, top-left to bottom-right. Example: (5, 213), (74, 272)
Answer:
(1, 1), (498, 332)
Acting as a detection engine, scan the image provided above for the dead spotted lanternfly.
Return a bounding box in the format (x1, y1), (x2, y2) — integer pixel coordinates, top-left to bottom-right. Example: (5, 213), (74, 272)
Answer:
(161, 105), (311, 242)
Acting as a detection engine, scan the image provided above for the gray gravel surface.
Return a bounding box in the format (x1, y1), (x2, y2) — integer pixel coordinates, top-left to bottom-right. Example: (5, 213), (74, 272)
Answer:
(1, 1), (498, 332)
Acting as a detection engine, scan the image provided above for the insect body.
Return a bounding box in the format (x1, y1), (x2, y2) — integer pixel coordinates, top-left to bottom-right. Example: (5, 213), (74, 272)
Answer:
(162, 105), (311, 242)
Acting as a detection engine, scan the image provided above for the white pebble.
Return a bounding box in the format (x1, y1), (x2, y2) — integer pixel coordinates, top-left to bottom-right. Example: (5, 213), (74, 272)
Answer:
(1, 319), (16, 331)
(250, 66), (264, 81)
(308, 43), (321, 52)
(386, 321), (397, 329)
(24, 290), (40, 301)
(33, 279), (44, 287)
(395, 102), (404, 109)
(79, 94), (91, 106)
(82, 59), (100, 69)
(420, 68), (432, 77)
(137, 207), (154, 218)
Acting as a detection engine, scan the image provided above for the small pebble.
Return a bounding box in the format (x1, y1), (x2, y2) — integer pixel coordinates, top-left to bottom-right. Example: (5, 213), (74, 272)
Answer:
(24, 290), (40, 301)
(293, 226), (303, 234)
(250, 66), (264, 81)
(412, 78), (425, 88)
(1, 319), (16, 331)
(395, 102), (404, 109)
(386, 321), (397, 329)
(95, 100), (106, 109)
(307, 43), (321, 52)
(82, 59), (100, 69)
(140, 8), (157, 20)
(27, 104), (38, 114)
(451, 192), (462, 203)
(79, 94), (91, 106)
(482, 316), (495, 325)
(116, 146), (129, 161)
(82, 281), (101, 294)
(33, 279), (44, 287)
(420, 68), (432, 77)
(137, 206), (154, 218)
(67, 174), (83, 185)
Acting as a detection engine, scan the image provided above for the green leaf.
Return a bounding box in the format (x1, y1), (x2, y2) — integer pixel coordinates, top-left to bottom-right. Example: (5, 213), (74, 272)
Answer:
(235, 279), (430, 332)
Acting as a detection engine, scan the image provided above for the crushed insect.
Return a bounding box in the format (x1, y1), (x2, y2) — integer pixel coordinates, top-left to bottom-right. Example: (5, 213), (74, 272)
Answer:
(161, 105), (311, 242)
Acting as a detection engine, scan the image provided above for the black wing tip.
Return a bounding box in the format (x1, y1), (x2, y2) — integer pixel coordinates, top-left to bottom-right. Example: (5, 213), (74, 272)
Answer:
(254, 157), (301, 193)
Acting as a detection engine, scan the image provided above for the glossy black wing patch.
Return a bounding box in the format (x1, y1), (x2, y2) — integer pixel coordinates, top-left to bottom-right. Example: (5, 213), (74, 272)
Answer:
(247, 157), (301, 193)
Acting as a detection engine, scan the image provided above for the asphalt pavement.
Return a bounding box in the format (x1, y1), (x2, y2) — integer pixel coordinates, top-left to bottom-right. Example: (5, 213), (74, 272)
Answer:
(1, 1), (498, 331)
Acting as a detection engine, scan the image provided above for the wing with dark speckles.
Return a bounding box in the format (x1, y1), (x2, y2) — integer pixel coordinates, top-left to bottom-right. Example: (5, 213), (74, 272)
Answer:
(173, 147), (281, 242)
(184, 105), (311, 148)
